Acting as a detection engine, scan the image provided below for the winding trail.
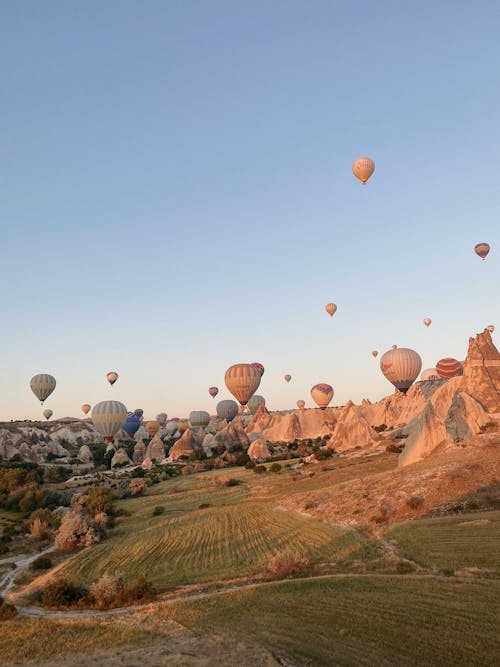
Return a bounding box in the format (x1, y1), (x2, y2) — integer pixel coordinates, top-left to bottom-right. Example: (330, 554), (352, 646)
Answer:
(0, 543), (55, 597)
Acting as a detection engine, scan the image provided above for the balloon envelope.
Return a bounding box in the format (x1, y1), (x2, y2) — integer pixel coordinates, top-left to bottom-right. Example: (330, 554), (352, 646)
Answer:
(165, 421), (178, 436)
(106, 371), (118, 386)
(284, 374), (292, 383)
(189, 411), (210, 429)
(156, 413), (168, 426)
(423, 318), (432, 327)
(325, 303), (337, 317)
(379, 348), (422, 394)
(252, 362), (265, 377)
(43, 409), (53, 420)
(487, 325), (495, 333)
(92, 401), (127, 442)
(81, 403), (91, 415)
(216, 400), (239, 422)
(122, 413), (141, 439)
(225, 363), (261, 406)
(296, 399), (305, 409)
(134, 409), (144, 421)
(352, 157), (375, 184)
(421, 368), (440, 381)
(208, 386), (219, 398)
(247, 394), (266, 415)
(474, 242), (490, 260)
(146, 420), (160, 437)
(371, 351), (378, 358)
(30, 374), (56, 404)
(436, 358), (463, 379)
(310, 383), (334, 408)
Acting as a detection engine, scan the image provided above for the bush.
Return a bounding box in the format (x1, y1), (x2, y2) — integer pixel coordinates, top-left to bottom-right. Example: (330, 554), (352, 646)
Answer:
(235, 452), (250, 467)
(253, 465), (266, 474)
(41, 579), (87, 608)
(152, 506), (165, 516)
(386, 443), (404, 453)
(269, 462), (282, 473)
(30, 555), (53, 571)
(90, 572), (125, 608)
(244, 460), (256, 470)
(19, 488), (48, 513)
(112, 577), (154, 607)
(213, 476), (239, 488)
(131, 467), (145, 478)
(199, 503), (212, 509)
(28, 508), (53, 539)
(129, 478), (147, 496)
(313, 448), (333, 461)
(373, 424), (387, 433)
(406, 495), (424, 509)
(55, 509), (103, 550)
(86, 487), (114, 517)
(0, 597), (18, 620)
(267, 551), (310, 578)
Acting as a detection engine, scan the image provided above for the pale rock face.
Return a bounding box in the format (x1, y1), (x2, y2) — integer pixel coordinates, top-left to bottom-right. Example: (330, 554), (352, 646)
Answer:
(132, 441), (146, 465)
(202, 433), (216, 456)
(111, 448), (132, 468)
(214, 421), (249, 452)
(192, 428), (206, 448)
(248, 431), (265, 442)
(246, 404), (337, 442)
(145, 434), (165, 462)
(134, 425), (149, 441)
(141, 457), (153, 470)
(169, 429), (195, 461)
(330, 401), (378, 451)
(49, 422), (97, 447)
(445, 391), (490, 441)
(247, 438), (271, 461)
(0, 440), (20, 460)
(399, 402), (450, 467)
(46, 441), (71, 458)
(460, 329), (500, 412)
(245, 404), (272, 434)
(31, 443), (45, 464)
(78, 444), (93, 464)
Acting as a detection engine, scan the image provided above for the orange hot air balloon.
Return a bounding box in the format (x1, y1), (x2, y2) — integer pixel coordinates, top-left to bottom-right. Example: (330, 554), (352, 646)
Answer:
(352, 157), (375, 184)
(436, 358), (463, 379)
(325, 303), (337, 317)
(146, 420), (160, 437)
(487, 325), (495, 333)
(474, 242), (490, 260)
(310, 383), (334, 409)
(225, 363), (261, 406)
(81, 403), (91, 415)
(371, 350), (378, 358)
(284, 374), (292, 383)
(379, 348), (422, 394)
(252, 362), (265, 377)
(423, 318), (432, 327)
(296, 399), (305, 409)
(208, 386), (219, 398)
(106, 371), (118, 386)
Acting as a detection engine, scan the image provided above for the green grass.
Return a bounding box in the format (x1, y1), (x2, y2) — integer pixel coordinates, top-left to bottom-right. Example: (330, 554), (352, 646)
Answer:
(388, 510), (500, 573)
(0, 617), (149, 664)
(165, 576), (500, 667)
(58, 474), (369, 590)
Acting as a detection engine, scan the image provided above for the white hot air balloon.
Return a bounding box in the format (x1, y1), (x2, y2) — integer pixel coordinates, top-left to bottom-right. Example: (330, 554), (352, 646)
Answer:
(91, 401), (127, 443)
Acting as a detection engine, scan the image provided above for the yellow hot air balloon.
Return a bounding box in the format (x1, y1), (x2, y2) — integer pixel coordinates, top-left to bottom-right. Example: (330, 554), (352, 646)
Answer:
(371, 350), (378, 358)
(146, 420), (160, 437)
(325, 303), (337, 317)
(30, 374), (56, 405)
(177, 420), (189, 434)
(352, 157), (375, 184)
(296, 399), (305, 409)
(81, 403), (91, 415)
(423, 318), (432, 327)
(284, 374), (292, 383)
(224, 363), (261, 406)
(379, 348), (422, 394)
(106, 371), (118, 387)
(310, 383), (334, 409)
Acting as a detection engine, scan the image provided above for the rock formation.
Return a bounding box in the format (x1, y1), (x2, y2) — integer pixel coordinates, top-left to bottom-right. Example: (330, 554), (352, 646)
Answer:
(169, 429), (195, 461)
(145, 434), (165, 462)
(78, 444), (93, 464)
(111, 448), (132, 468)
(460, 329), (500, 412)
(330, 401), (378, 451)
(248, 438), (271, 461)
(132, 440), (146, 465)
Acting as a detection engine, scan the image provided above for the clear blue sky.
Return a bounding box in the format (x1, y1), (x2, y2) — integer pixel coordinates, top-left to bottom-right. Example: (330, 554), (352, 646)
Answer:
(1, 1), (499, 420)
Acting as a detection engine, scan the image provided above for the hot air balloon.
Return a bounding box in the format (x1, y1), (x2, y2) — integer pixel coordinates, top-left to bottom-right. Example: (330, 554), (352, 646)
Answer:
(284, 374), (292, 383)
(371, 351), (378, 358)
(216, 400), (239, 422)
(247, 394), (266, 415)
(208, 386), (219, 399)
(156, 412), (168, 427)
(379, 348), (422, 394)
(421, 368), (440, 381)
(392, 344), (398, 349)
(189, 411), (210, 429)
(311, 384), (333, 409)
(177, 420), (189, 434)
(436, 358), (463, 379)
(106, 371), (118, 387)
(134, 409), (144, 421)
(325, 303), (337, 317)
(122, 413), (141, 439)
(165, 421), (178, 436)
(252, 362), (265, 377)
(146, 420), (160, 437)
(474, 242), (490, 260)
(91, 400), (127, 443)
(43, 409), (53, 420)
(423, 318), (432, 327)
(81, 403), (91, 416)
(487, 325), (495, 333)
(352, 157), (375, 184)
(30, 374), (56, 405)
(296, 399), (305, 409)
(225, 363), (261, 406)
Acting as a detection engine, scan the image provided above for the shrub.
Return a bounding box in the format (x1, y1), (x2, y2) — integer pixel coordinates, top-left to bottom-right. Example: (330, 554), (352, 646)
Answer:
(267, 551), (310, 578)
(373, 424), (387, 433)
(90, 572), (125, 608)
(269, 462), (282, 473)
(442, 568), (455, 577)
(253, 465), (266, 474)
(130, 467), (145, 478)
(199, 503), (212, 509)
(41, 579), (87, 608)
(129, 478), (147, 496)
(30, 555), (53, 571)
(55, 509), (102, 550)
(372, 505), (389, 524)
(86, 487), (114, 517)
(19, 488), (48, 513)
(213, 476), (239, 488)
(313, 448), (333, 461)
(235, 452), (250, 467)
(406, 495), (424, 509)
(386, 443), (404, 453)
(28, 508), (53, 539)
(112, 577), (154, 607)
(152, 506), (165, 516)
(244, 460), (256, 470)
(0, 597), (18, 620)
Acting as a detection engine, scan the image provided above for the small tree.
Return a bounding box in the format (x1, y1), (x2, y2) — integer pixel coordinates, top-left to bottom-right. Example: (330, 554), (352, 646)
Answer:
(129, 478), (147, 496)
(90, 572), (125, 608)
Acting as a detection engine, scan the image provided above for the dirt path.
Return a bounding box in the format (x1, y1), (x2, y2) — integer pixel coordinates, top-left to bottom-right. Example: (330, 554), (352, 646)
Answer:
(0, 543), (55, 597)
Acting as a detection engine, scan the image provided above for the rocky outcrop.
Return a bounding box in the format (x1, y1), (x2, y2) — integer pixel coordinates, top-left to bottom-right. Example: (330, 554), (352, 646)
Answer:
(141, 457), (153, 470)
(398, 402), (450, 467)
(330, 401), (378, 451)
(78, 444), (93, 464)
(202, 433), (216, 456)
(132, 441), (146, 465)
(444, 391), (490, 441)
(145, 434), (165, 462)
(169, 429), (195, 461)
(111, 448), (132, 468)
(460, 329), (500, 412)
(214, 421), (249, 452)
(246, 405), (337, 443)
(248, 438), (271, 461)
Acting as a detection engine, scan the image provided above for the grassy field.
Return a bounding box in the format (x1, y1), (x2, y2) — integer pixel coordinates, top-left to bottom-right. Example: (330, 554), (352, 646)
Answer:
(388, 510), (500, 573)
(165, 576), (500, 667)
(60, 470), (371, 588)
(0, 617), (149, 665)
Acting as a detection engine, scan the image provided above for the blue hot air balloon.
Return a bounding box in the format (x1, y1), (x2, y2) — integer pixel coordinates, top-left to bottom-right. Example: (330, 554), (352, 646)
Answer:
(122, 413), (141, 439)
